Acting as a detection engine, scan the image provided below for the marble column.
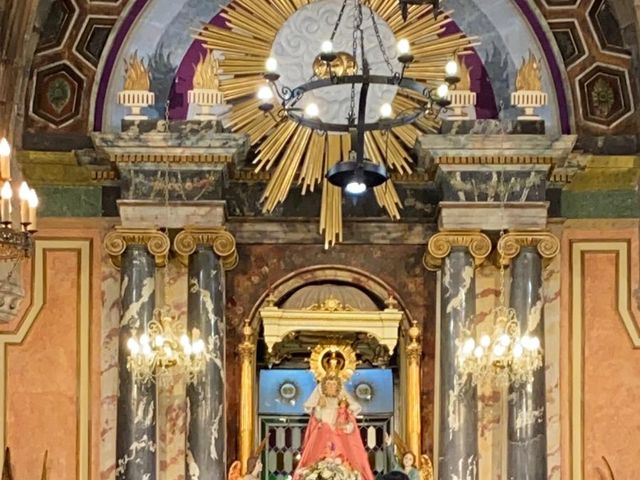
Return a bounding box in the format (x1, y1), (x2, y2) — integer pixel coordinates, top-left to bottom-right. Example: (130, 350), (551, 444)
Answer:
(425, 232), (491, 480)
(104, 228), (170, 480)
(174, 228), (238, 480)
(498, 233), (559, 480)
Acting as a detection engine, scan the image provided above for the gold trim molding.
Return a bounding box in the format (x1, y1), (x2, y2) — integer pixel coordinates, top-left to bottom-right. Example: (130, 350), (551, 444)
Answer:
(570, 240), (640, 480)
(173, 227), (238, 270)
(0, 239), (92, 479)
(497, 231), (560, 265)
(113, 153), (233, 164)
(104, 227), (170, 268)
(424, 231), (492, 271)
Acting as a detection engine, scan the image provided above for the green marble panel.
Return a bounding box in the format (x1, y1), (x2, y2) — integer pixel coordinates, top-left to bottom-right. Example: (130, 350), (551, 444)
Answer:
(562, 190), (640, 218)
(38, 185), (103, 217)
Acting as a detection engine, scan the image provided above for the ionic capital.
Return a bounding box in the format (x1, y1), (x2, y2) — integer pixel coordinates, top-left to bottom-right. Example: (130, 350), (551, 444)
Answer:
(424, 231), (492, 271)
(104, 227), (170, 268)
(497, 231), (560, 265)
(174, 227), (238, 270)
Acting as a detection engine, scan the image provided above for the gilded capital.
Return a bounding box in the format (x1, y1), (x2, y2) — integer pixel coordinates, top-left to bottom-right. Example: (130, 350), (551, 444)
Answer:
(497, 231), (560, 265)
(104, 227), (170, 268)
(239, 319), (256, 360)
(174, 227), (238, 270)
(424, 231), (492, 271)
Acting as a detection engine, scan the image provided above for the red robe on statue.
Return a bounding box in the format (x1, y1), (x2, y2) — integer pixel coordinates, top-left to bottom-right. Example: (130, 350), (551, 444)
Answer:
(293, 389), (374, 480)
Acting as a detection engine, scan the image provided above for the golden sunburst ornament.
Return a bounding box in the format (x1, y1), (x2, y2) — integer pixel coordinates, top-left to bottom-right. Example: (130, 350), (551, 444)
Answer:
(196, 0), (476, 247)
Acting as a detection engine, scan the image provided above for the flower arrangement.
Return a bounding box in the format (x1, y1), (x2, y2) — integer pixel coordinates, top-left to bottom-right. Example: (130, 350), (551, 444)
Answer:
(299, 457), (360, 480)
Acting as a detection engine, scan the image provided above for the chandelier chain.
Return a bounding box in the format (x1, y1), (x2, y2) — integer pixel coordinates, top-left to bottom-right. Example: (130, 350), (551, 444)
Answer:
(330, 0), (349, 42)
(368, 6), (395, 74)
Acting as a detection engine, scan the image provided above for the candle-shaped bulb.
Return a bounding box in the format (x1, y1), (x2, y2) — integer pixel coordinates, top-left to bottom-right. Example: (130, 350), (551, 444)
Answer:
(436, 83), (449, 98)
(379, 103), (393, 118)
(265, 57), (278, 73)
(304, 103), (319, 117)
(445, 59), (459, 76)
(0, 138), (10, 157)
(0, 138), (10, 180)
(1, 181), (12, 200)
(27, 189), (38, 231)
(19, 181), (29, 225)
(397, 39), (411, 55)
(257, 85), (273, 101)
(1, 181), (11, 224)
(321, 40), (334, 54)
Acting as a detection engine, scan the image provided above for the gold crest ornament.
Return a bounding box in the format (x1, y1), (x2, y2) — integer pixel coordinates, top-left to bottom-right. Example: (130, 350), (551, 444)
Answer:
(309, 344), (358, 381)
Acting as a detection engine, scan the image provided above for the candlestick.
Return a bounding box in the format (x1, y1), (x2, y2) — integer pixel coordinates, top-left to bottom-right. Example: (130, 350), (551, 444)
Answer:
(27, 188), (38, 231)
(0, 138), (10, 180)
(19, 181), (30, 225)
(1, 181), (12, 224)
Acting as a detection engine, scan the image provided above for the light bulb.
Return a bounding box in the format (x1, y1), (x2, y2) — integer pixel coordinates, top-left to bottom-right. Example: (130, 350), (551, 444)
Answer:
(27, 189), (38, 208)
(193, 339), (205, 354)
(498, 334), (511, 347)
(140, 333), (150, 346)
(521, 335), (532, 350)
(163, 345), (173, 358)
(257, 85), (273, 101)
(462, 338), (475, 356)
(529, 336), (541, 351)
(380, 103), (392, 118)
(445, 59), (459, 76)
(493, 344), (506, 357)
(437, 83), (449, 98)
(142, 344), (152, 357)
(321, 40), (334, 54)
(345, 181), (366, 195)
(480, 335), (491, 348)
(513, 344), (524, 358)
(184, 343), (192, 355)
(473, 345), (484, 359)
(305, 103), (319, 117)
(1, 181), (12, 200)
(397, 39), (410, 55)
(180, 334), (190, 348)
(18, 181), (29, 200)
(127, 337), (140, 354)
(0, 138), (10, 157)
(265, 57), (278, 72)
(154, 334), (164, 347)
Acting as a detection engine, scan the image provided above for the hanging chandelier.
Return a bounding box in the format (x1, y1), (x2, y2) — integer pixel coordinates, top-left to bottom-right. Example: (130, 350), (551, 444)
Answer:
(126, 305), (208, 384)
(256, 0), (459, 194)
(456, 257), (543, 386)
(195, 0), (475, 246)
(0, 138), (38, 261)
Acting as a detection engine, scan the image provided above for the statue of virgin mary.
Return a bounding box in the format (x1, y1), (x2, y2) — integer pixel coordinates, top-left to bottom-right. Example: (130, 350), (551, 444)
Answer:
(293, 351), (374, 480)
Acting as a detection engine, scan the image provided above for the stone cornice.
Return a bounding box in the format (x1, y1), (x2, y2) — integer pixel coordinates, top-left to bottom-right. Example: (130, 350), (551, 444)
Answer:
(103, 227), (170, 268)
(496, 231), (560, 265)
(424, 230), (492, 271)
(174, 227), (238, 270)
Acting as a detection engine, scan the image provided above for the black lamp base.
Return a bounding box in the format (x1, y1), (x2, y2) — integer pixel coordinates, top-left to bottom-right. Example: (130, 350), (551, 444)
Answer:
(326, 160), (389, 190)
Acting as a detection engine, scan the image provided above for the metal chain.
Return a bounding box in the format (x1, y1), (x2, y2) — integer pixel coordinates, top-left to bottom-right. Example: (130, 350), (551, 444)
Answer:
(368, 7), (395, 74)
(348, 0), (360, 123)
(330, 0), (349, 42)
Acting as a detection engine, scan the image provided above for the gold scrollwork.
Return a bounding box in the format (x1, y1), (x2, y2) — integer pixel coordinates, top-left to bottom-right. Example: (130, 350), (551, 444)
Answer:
(496, 231), (560, 265)
(423, 231), (492, 271)
(104, 227), (170, 268)
(174, 227), (238, 271)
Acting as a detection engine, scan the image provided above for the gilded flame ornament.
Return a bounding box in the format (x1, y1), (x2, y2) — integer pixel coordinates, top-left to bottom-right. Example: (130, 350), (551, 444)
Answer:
(123, 52), (151, 91)
(515, 51), (542, 92)
(193, 50), (221, 90)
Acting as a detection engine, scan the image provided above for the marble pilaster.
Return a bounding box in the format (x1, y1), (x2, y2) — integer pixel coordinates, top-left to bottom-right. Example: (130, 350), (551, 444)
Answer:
(104, 228), (170, 480)
(497, 232), (559, 480)
(426, 232), (491, 480)
(174, 228), (237, 480)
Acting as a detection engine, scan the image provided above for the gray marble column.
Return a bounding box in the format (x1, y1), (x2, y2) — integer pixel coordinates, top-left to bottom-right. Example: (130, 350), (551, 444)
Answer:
(506, 246), (546, 480)
(438, 247), (479, 480)
(186, 245), (226, 480)
(116, 244), (157, 480)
